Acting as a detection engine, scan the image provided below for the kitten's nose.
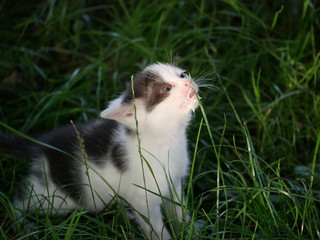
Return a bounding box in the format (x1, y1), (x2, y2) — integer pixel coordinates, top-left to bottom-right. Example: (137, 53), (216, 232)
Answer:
(184, 80), (198, 92)
(184, 80), (192, 87)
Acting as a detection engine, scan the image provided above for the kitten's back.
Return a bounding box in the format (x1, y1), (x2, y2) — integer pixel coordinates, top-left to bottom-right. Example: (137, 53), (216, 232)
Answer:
(0, 132), (34, 157)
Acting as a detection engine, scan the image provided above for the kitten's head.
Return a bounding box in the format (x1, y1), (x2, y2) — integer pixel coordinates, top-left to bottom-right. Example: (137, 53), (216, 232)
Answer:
(100, 63), (199, 130)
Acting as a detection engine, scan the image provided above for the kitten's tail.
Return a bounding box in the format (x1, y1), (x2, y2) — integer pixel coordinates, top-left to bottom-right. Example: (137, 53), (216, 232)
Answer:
(0, 132), (34, 157)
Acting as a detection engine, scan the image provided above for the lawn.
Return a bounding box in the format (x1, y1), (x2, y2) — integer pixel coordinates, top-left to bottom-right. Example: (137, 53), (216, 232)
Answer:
(0, 0), (319, 239)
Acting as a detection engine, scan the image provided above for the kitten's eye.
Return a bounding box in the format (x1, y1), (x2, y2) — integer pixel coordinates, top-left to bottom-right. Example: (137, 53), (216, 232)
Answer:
(162, 85), (172, 93)
(180, 72), (188, 78)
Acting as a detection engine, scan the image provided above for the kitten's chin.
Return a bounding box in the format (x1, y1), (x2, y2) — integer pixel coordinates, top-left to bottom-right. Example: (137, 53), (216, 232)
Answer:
(191, 99), (199, 112)
(189, 99), (199, 113)
(181, 91), (199, 112)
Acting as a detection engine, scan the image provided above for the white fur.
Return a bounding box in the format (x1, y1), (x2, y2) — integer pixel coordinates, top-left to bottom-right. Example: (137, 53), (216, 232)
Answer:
(15, 157), (78, 215)
(16, 63), (198, 240)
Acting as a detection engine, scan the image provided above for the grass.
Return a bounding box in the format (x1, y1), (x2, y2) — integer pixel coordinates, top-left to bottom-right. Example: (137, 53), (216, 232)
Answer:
(0, 0), (320, 239)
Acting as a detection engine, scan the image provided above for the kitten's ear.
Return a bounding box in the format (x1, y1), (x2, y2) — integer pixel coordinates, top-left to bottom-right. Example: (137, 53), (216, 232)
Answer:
(100, 98), (133, 121)
(100, 98), (135, 126)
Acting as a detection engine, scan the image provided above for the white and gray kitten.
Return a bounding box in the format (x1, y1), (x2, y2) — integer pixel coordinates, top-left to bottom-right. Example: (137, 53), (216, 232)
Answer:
(1, 63), (199, 240)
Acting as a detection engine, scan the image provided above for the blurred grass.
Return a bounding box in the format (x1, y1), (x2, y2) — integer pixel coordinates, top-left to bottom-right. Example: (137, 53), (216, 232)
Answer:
(0, 0), (320, 239)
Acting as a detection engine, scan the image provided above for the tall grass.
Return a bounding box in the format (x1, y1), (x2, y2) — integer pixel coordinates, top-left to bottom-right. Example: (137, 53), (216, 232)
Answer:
(1, 0), (319, 239)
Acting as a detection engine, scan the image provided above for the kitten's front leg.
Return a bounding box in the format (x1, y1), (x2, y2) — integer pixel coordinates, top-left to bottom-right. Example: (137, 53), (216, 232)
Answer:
(133, 199), (171, 240)
(164, 181), (189, 231)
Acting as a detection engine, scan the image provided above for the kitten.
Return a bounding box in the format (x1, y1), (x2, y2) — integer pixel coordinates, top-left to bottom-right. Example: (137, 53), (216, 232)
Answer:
(0, 63), (199, 240)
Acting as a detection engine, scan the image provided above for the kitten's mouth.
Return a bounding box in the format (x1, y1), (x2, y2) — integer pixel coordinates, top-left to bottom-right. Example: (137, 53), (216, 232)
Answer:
(183, 87), (198, 111)
(188, 90), (195, 99)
